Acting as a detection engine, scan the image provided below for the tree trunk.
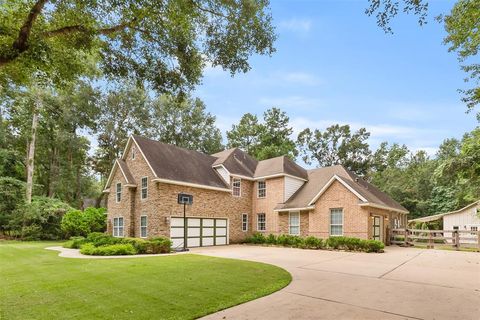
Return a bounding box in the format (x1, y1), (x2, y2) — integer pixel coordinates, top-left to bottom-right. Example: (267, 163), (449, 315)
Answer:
(26, 106), (39, 203)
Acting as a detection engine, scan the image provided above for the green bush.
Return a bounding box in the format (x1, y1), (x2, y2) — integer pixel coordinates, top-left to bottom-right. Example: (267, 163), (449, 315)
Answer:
(304, 236), (323, 249)
(80, 243), (137, 256)
(61, 207), (106, 238)
(86, 232), (122, 246)
(246, 232), (266, 244)
(265, 234), (277, 244)
(63, 236), (86, 249)
(344, 237), (362, 251)
(122, 238), (148, 253)
(362, 240), (384, 253)
(145, 237), (172, 254)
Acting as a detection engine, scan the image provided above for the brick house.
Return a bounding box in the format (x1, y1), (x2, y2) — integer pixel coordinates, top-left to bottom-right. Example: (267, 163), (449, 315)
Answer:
(103, 135), (408, 248)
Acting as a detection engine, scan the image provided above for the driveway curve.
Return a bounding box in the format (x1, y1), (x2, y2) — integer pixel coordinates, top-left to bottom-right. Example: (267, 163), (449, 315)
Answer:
(192, 245), (480, 320)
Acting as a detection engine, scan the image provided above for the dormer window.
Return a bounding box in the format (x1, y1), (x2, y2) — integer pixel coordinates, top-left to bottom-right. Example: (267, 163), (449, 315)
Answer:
(132, 146), (136, 160)
(258, 181), (266, 198)
(232, 178), (241, 197)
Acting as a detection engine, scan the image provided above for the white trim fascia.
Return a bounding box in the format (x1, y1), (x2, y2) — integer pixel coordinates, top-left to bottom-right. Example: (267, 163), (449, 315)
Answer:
(102, 188), (110, 193)
(274, 206), (314, 212)
(308, 175), (368, 206)
(230, 174), (255, 181)
(359, 202), (409, 214)
(124, 184), (137, 188)
(152, 178), (231, 192)
(253, 173), (308, 182)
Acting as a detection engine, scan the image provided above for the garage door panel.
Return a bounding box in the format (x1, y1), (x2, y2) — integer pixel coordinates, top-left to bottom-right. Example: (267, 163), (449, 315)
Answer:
(171, 218), (184, 227)
(171, 228), (184, 238)
(203, 219), (214, 227)
(216, 228), (227, 236)
(203, 227), (214, 236)
(187, 238), (200, 247)
(188, 218), (201, 227)
(202, 237), (214, 246)
(216, 219), (227, 227)
(215, 237), (226, 245)
(188, 227), (200, 237)
(172, 238), (184, 248)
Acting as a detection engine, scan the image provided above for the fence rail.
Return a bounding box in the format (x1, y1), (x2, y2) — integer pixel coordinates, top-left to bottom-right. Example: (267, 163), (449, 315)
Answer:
(390, 228), (480, 251)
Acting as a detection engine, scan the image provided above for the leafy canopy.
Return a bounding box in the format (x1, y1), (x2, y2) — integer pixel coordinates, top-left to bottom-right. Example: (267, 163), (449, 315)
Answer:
(0, 0), (276, 91)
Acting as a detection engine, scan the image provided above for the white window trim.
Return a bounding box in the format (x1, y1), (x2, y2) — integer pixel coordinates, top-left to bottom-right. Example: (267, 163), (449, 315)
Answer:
(241, 213), (248, 232)
(257, 213), (266, 231)
(232, 178), (242, 197)
(141, 176), (148, 200)
(116, 182), (122, 203)
(257, 180), (266, 198)
(113, 217), (124, 238)
(329, 208), (344, 237)
(140, 215), (147, 238)
(288, 211), (300, 235)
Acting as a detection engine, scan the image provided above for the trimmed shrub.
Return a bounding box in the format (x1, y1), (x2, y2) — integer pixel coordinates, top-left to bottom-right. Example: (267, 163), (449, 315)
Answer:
(265, 234), (277, 245)
(304, 236), (323, 249)
(80, 243), (137, 256)
(122, 238), (148, 254)
(145, 237), (172, 254)
(86, 232), (122, 246)
(344, 237), (362, 251)
(363, 240), (384, 253)
(63, 236), (87, 249)
(246, 232), (266, 244)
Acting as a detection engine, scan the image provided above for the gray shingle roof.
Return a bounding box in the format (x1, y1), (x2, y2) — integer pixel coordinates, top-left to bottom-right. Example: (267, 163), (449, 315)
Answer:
(211, 148), (258, 177)
(254, 156), (308, 180)
(133, 136), (229, 189)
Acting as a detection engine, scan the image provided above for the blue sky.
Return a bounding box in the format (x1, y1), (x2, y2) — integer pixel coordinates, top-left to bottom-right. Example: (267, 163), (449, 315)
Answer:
(195, 0), (478, 156)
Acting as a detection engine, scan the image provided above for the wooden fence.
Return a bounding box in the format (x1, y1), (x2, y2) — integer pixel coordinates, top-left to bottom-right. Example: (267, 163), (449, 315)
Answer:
(390, 228), (480, 251)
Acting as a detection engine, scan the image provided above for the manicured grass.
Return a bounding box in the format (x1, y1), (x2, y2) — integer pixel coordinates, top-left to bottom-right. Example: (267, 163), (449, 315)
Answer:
(0, 241), (291, 320)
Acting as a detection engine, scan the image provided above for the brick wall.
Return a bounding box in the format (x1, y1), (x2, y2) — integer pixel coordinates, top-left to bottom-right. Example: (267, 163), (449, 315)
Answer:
(278, 211), (309, 236)
(252, 177), (284, 234)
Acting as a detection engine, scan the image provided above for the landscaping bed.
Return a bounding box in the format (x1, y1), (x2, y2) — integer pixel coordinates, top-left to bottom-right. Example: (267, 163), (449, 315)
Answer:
(245, 233), (385, 253)
(63, 232), (172, 255)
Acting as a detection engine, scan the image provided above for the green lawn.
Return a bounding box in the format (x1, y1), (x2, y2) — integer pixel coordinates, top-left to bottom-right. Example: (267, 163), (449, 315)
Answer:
(0, 241), (291, 320)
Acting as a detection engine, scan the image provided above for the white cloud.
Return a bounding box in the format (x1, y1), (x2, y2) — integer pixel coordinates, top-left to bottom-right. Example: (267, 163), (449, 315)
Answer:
(259, 96), (323, 109)
(279, 18), (312, 33)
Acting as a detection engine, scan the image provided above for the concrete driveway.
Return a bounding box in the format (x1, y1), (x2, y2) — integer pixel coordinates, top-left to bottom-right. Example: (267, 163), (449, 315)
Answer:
(191, 245), (480, 320)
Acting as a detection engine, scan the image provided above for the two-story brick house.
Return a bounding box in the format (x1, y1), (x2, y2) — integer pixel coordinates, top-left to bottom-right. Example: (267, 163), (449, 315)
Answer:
(103, 135), (408, 248)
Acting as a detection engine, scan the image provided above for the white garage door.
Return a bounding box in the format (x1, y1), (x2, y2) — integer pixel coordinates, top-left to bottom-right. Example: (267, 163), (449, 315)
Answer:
(170, 217), (228, 249)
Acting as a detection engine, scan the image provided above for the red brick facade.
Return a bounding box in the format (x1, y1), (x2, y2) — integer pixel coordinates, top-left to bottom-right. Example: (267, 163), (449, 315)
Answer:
(106, 141), (406, 244)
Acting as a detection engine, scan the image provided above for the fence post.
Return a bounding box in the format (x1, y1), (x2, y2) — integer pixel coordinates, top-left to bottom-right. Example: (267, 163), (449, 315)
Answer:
(477, 231), (480, 252)
(454, 230), (460, 251)
(404, 229), (408, 247)
(428, 232), (433, 249)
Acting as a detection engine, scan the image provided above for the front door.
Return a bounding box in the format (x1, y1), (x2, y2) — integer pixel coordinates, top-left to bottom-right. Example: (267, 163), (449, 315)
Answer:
(372, 216), (383, 241)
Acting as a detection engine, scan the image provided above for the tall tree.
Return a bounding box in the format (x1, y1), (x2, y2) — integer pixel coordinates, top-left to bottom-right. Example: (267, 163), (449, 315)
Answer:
(0, 0), (276, 92)
(151, 94), (223, 154)
(93, 85), (151, 181)
(256, 108), (297, 160)
(227, 113), (262, 155)
(297, 124), (372, 175)
(226, 107), (297, 160)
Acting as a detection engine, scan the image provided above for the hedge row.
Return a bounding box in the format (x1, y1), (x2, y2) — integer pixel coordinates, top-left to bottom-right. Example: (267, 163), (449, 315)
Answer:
(245, 233), (384, 253)
(64, 232), (172, 255)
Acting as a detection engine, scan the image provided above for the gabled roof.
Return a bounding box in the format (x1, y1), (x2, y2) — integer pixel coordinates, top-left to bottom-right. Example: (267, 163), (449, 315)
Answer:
(103, 159), (136, 191)
(132, 136), (230, 190)
(254, 156), (308, 180)
(211, 148), (258, 178)
(275, 165), (408, 213)
(409, 200), (479, 223)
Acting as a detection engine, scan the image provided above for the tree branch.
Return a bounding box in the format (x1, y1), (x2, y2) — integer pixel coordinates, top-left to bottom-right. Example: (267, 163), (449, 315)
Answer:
(43, 20), (136, 38)
(190, 0), (228, 18)
(13, 0), (49, 51)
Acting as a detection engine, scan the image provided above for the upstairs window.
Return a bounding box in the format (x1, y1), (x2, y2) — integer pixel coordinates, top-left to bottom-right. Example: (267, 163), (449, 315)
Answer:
(132, 146), (136, 160)
(140, 215), (147, 238)
(258, 181), (266, 198)
(116, 183), (122, 203)
(233, 178), (241, 197)
(257, 213), (266, 231)
(113, 217), (124, 237)
(141, 177), (148, 200)
(242, 213), (248, 232)
(330, 208), (343, 236)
